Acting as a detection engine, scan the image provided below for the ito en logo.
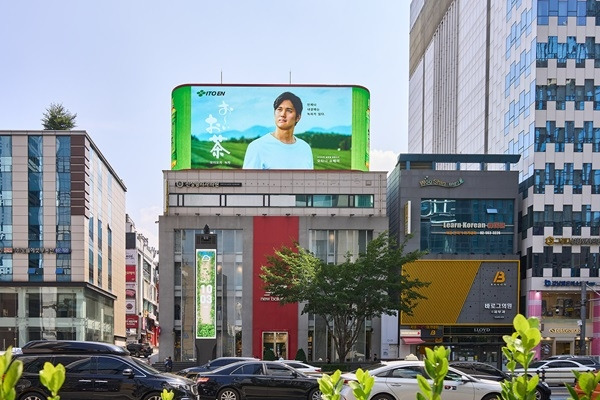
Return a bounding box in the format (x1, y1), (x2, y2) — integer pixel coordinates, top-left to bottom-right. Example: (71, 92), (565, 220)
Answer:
(493, 271), (506, 285)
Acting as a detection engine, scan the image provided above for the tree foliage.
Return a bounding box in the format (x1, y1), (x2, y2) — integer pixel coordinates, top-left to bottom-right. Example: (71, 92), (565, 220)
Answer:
(260, 231), (428, 362)
(42, 103), (77, 130)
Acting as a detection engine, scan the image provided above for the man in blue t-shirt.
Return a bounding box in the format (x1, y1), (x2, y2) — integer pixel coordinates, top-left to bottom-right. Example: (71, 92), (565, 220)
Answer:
(243, 92), (313, 169)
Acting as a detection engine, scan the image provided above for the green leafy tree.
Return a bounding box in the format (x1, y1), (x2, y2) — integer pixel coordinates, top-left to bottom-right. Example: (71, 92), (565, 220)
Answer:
(41, 103), (77, 130)
(39, 362), (66, 400)
(318, 368), (374, 400)
(263, 348), (277, 361)
(417, 346), (450, 400)
(260, 232), (428, 362)
(295, 348), (307, 362)
(0, 347), (23, 400)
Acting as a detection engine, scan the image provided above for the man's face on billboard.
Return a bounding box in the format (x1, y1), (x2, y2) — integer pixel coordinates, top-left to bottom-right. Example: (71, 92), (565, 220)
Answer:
(274, 99), (300, 130)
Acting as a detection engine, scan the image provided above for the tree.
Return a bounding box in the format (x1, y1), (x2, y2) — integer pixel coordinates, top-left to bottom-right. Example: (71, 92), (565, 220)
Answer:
(260, 231), (429, 362)
(41, 103), (77, 130)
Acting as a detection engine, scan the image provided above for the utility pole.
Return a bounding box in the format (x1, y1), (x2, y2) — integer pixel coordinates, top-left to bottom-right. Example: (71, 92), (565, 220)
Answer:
(580, 283), (587, 355)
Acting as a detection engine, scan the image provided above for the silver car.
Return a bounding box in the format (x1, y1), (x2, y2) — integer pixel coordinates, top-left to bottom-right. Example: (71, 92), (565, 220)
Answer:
(340, 360), (502, 400)
(514, 359), (596, 386)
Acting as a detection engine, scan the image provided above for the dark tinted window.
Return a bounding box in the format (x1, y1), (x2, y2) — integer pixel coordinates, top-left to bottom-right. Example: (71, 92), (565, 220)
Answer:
(266, 364), (295, 376)
(19, 356), (50, 373)
(382, 366), (422, 379)
(62, 356), (94, 374)
(97, 356), (131, 375)
(232, 363), (263, 375)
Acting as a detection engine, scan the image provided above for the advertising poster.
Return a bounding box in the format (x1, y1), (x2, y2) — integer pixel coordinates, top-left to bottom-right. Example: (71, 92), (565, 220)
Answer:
(171, 84), (370, 171)
(196, 249), (216, 339)
(401, 260), (519, 325)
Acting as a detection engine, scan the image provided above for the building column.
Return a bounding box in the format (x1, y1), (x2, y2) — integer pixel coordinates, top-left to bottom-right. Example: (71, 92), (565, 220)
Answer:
(592, 293), (600, 355)
(527, 290), (542, 359)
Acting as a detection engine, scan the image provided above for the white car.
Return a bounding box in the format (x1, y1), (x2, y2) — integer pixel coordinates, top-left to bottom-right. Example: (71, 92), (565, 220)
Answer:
(277, 359), (322, 376)
(514, 359), (596, 386)
(340, 360), (502, 400)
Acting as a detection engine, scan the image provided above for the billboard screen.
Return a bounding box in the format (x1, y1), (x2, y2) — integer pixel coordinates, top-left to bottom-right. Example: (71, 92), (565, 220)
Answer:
(196, 249), (216, 339)
(171, 84), (370, 171)
(401, 260), (519, 325)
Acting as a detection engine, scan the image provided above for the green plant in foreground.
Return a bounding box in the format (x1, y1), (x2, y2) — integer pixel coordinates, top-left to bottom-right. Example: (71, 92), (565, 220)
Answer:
(0, 347), (23, 400)
(416, 346), (450, 400)
(318, 368), (374, 400)
(501, 314), (541, 400)
(39, 362), (66, 400)
(566, 370), (600, 400)
(161, 388), (175, 400)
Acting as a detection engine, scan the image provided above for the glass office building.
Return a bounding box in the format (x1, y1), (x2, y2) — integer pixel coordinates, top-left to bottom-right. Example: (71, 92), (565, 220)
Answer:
(0, 131), (127, 348)
(409, 0), (600, 356)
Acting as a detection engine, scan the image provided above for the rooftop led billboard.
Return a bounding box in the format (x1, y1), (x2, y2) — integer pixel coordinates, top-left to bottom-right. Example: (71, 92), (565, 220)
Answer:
(171, 84), (370, 171)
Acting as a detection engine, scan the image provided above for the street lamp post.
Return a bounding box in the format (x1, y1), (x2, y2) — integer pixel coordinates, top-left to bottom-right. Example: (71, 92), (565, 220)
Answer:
(580, 284), (586, 355)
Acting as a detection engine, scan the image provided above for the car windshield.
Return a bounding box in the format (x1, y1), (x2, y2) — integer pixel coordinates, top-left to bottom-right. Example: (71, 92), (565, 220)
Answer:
(529, 361), (547, 368)
(354, 363), (387, 372)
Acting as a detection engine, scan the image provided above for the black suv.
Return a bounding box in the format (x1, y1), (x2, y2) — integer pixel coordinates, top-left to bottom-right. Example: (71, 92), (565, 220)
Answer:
(13, 340), (198, 400)
(126, 342), (153, 358)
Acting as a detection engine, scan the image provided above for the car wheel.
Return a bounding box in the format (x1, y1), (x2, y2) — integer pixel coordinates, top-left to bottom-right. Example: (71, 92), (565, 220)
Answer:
(217, 388), (240, 400)
(308, 388), (322, 400)
(19, 393), (46, 400)
(370, 394), (394, 400)
(481, 395), (501, 400)
(142, 393), (162, 400)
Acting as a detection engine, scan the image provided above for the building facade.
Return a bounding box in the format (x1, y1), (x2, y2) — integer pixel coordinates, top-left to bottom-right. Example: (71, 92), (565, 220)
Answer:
(125, 215), (159, 348)
(0, 130), (127, 349)
(158, 169), (388, 363)
(388, 154), (521, 366)
(409, 0), (600, 355)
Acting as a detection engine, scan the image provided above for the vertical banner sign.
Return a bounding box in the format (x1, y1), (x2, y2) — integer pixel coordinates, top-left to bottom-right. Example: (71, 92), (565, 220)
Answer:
(196, 249), (216, 339)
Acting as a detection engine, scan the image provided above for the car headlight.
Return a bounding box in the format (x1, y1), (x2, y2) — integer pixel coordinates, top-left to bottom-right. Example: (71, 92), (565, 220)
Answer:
(165, 382), (197, 395)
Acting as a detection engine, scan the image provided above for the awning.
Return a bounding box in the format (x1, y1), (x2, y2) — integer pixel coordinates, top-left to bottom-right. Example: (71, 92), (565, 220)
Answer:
(402, 337), (425, 345)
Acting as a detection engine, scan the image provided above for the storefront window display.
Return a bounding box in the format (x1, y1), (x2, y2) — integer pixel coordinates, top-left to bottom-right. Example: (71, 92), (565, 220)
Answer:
(420, 198), (515, 254)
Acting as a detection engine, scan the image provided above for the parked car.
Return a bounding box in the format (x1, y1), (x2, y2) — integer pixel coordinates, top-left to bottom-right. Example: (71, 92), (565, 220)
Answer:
(195, 360), (321, 400)
(565, 356), (600, 369)
(126, 342), (153, 357)
(340, 360), (502, 400)
(176, 356), (259, 380)
(514, 359), (595, 386)
(450, 361), (551, 400)
(277, 359), (322, 376)
(12, 340), (198, 400)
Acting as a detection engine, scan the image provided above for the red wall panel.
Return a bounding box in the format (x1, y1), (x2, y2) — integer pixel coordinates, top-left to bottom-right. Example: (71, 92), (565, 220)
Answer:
(252, 216), (299, 359)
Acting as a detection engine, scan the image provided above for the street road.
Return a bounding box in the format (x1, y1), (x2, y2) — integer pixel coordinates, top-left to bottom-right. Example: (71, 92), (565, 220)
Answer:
(549, 385), (571, 399)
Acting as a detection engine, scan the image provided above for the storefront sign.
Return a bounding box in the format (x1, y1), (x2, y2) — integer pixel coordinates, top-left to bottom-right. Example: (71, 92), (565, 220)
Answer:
(545, 236), (600, 245)
(0, 247), (71, 254)
(260, 292), (281, 302)
(419, 176), (464, 188)
(544, 280), (596, 287)
(175, 181), (242, 188)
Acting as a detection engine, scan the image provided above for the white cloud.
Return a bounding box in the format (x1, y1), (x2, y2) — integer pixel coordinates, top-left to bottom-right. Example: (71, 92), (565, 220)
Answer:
(370, 149), (398, 175)
(134, 205), (162, 250)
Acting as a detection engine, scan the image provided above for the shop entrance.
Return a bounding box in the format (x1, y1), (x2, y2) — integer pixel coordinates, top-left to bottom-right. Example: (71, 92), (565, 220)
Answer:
(262, 331), (288, 359)
(555, 341), (573, 356)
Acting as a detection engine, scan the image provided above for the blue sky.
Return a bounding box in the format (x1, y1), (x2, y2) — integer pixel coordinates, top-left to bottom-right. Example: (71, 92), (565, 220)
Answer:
(0, 1), (410, 246)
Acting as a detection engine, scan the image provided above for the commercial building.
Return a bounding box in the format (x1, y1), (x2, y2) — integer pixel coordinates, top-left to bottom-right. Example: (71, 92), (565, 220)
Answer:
(158, 169), (388, 363)
(409, 0), (600, 356)
(159, 84), (389, 363)
(125, 215), (159, 348)
(387, 153), (521, 364)
(0, 130), (127, 347)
